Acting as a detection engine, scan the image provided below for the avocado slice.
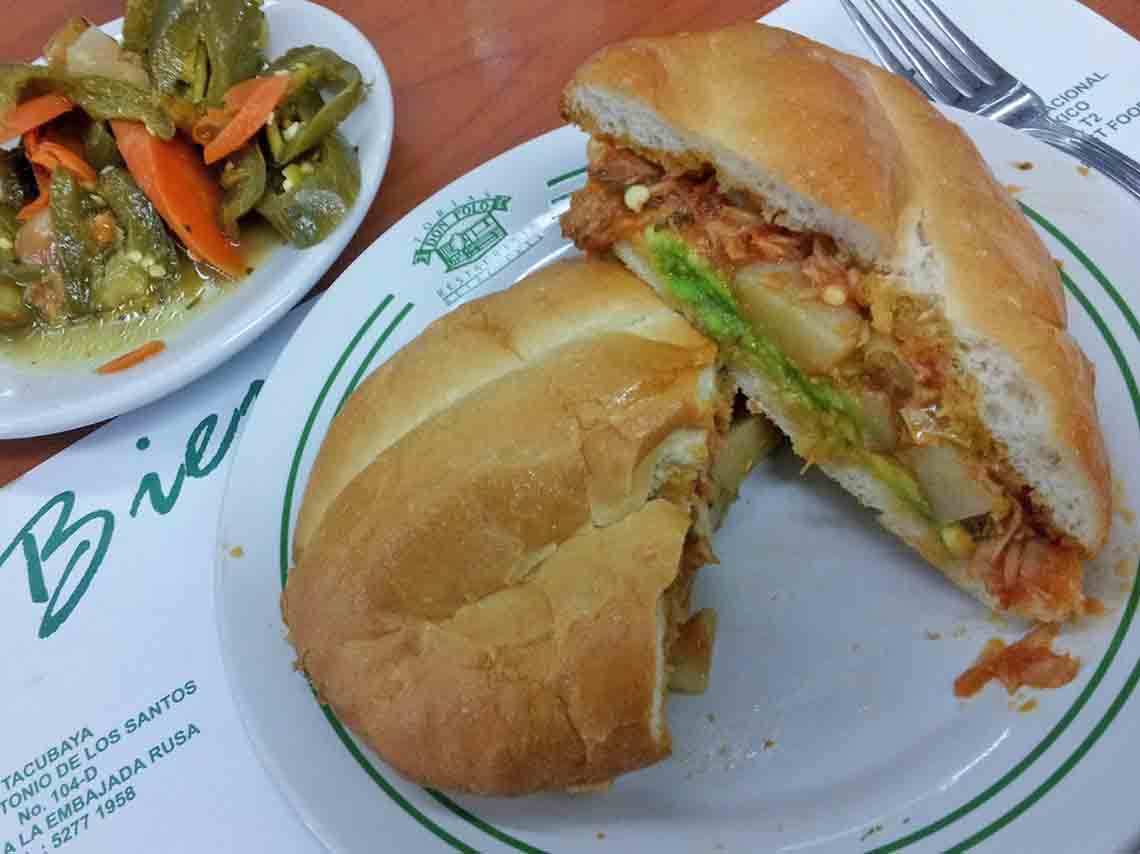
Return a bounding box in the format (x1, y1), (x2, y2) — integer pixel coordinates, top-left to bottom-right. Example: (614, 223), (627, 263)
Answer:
(642, 226), (932, 520)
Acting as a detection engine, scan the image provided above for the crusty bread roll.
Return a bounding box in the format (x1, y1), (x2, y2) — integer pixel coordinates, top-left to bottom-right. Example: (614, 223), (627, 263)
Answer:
(560, 22), (1110, 622)
(283, 258), (771, 795)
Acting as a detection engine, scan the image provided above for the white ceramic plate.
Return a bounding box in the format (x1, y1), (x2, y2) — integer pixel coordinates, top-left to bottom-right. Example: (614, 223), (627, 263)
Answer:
(216, 111), (1140, 853)
(0, 0), (393, 439)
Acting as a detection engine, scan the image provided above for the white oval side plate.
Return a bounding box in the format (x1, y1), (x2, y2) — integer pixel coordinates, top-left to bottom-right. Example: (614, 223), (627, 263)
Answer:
(216, 111), (1140, 853)
(0, 0), (393, 439)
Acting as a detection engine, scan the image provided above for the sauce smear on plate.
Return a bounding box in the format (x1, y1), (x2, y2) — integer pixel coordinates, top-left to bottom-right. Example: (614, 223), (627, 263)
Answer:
(954, 623), (1079, 698)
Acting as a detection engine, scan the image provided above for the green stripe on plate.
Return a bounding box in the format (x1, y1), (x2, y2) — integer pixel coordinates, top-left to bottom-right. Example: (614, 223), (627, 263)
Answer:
(427, 790), (550, 854)
(321, 705), (478, 853)
(870, 203), (1140, 853)
(939, 207), (1140, 852)
(334, 302), (416, 416)
(280, 296), (543, 852)
(1021, 204), (1140, 346)
(280, 203), (1139, 854)
(279, 294), (393, 587)
(546, 166), (587, 187)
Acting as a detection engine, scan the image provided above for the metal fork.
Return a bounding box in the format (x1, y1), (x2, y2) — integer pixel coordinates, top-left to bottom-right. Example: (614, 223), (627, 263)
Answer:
(841, 0), (1140, 203)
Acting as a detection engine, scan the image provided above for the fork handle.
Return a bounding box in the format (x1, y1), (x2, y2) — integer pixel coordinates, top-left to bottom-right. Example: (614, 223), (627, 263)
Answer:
(1023, 123), (1140, 204)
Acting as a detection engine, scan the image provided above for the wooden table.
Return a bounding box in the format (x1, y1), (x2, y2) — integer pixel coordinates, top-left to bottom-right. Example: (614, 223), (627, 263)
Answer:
(2, 0), (1139, 485)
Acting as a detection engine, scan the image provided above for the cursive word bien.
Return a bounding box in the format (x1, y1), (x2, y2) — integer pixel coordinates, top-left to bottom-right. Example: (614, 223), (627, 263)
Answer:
(1, 379), (263, 639)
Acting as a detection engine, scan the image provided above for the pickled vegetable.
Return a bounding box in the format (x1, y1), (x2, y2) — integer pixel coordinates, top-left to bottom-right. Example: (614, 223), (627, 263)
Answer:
(265, 46), (363, 164)
(24, 124), (98, 188)
(83, 120), (123, 171)
(201, 75), (288, 164)
(122, 0), (155, 57)
(144, 0), (265, 105)
(199, 0), (266, 103)
(55, 24), (150, 88)
(49, 168), (102, 312)
(97, 167), (176, 274)
(0, 281), (32, 328)
(1, 0), (366, 348)
(0, 64), (173, 138)
(96, 165), (178, 301)
(0, 259), (44, 285)
(0, 149), (35, 210)
(44, 17), (92, 68)
(0, 94), (74, 144)
(0, 206), (22, 263)
(112, 118), (245, 276)
(219, 142), (266, 237)
(93, 251), (151, 310)
(146, 0), (206, 99)
(257, 132), (358, 247)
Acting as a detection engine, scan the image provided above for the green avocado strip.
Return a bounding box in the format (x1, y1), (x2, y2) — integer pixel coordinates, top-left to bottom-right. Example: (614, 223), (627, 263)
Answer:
(643, 227), (932, 519)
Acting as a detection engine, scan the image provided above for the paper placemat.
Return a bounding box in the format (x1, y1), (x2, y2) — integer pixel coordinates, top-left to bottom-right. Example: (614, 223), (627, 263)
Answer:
(2, 2), (1139, 851)
(770, 0), (1140, 155)
(1, 306), (318, 853)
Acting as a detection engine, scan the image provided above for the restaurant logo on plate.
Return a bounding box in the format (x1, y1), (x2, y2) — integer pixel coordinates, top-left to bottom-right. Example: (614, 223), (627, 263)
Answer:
(413, 194), (512, 271)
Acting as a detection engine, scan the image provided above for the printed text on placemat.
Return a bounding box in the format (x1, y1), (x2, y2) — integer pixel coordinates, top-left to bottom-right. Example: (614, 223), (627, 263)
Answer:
(0, 681), (201, 852)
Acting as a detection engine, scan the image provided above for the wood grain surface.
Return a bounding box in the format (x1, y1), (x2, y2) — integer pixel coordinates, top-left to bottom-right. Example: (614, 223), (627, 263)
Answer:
(1, 0), (1138, 485)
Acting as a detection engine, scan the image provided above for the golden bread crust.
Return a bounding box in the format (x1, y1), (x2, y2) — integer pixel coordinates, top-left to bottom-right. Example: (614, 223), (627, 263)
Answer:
(295, 258), (712, 560)
(288, 500), (686, 796)
(864, 72), (1110, 550)
(284, 259), (718, 794)
(562, 23), (910, 259)
(563, 22), (1110, 553)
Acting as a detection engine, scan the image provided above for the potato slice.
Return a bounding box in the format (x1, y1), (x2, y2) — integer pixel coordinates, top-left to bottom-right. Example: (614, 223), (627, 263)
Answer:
(709, 415), (781, 527)
(734, 263), (866, 374)
(669, 608), (717, 695)
(897, 444), (995, 523)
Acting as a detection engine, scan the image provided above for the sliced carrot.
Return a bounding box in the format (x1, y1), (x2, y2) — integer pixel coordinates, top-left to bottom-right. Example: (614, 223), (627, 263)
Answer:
(202, 75), (289, 165)
(111, 119), (245, 277)
(189, 75), (274, 148)
(96, 340), (166, 374)
(191, 108), (232, 146)
(22, 126), (43, 158)
(221, 76), (285, 112)
(0, 94), (73, 144)
(17, 190), (50, 221)
(36, 141), (97, 186)
(21, 126), (97, 196)
(17, 162), (52, 221)
(31, 161), (50, 193)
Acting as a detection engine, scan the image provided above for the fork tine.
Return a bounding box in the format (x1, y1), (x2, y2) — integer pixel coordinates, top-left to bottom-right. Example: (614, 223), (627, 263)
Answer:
(912, 0), (1006, 83)
(839, 0), (918, 78)
(861, 0), (964, 104)
(841, 0), (940, 101)
(884, 0), (981, 92)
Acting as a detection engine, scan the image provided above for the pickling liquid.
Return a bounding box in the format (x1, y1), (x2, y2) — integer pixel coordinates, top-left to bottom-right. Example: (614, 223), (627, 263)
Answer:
(0, 222), (280, 367)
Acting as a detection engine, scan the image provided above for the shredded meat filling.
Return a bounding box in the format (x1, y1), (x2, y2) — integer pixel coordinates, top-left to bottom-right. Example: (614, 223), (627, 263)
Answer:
(563, 143), (812, 269)
(586, 138), (664, 188)
(562, 139), (1086, 617)
(971, 502), (1084, 614)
